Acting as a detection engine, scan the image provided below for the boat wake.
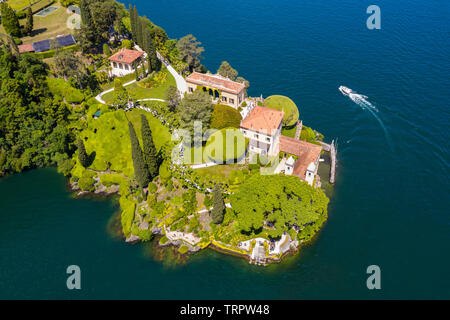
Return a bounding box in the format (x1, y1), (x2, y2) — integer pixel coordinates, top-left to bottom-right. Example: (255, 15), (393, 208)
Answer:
(340, 86), (393, 150)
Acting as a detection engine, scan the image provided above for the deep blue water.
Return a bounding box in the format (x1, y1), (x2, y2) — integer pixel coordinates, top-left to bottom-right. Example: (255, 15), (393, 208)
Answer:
(0, 0), (449, 299)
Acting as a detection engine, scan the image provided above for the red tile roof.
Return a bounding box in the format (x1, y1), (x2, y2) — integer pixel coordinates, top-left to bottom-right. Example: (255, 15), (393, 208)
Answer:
(279, 135), (322, 179)
(108, 48), (144, 64)
(240, 106), (284, 135)
(186, 72), (246, 94)
(18, 43), (34, 53)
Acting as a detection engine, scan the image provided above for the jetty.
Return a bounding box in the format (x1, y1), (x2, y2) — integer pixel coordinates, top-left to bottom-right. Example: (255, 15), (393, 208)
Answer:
(319, 140), (337, 184)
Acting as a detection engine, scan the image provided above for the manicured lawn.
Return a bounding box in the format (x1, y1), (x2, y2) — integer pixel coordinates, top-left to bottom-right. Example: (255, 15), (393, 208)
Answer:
(182, 129), (248, 165)
(195, 164), (245, 181)
(76, 109), (171, 177)
(101, 67), (175, 103)
(19, 5), (72, 44)
(6, 0), (40, 11)
(265, 95), (299, 127)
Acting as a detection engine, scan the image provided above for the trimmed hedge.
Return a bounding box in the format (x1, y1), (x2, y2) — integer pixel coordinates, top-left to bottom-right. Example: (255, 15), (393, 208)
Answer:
(35, 44), (80, 59)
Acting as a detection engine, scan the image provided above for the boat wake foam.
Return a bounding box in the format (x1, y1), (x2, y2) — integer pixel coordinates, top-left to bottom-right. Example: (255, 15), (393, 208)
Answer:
(340, 87), (393, 150)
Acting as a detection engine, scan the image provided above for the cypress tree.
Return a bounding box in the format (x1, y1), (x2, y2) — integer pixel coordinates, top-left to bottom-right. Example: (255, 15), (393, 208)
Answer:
(134, 61), (139, 80)
(0, 3), (21, 37)
(128, 121), (150, 188)
(136, 17), (144, 47)
(24, 7), (33, 35)
(79, 0), (93, 28)
(129, 4), (136, 42)
(133, 6), (140, 44)
(140, 114), (158, 180)
(211, 184), (225, 224)
(77, 138), (90, 168)
(144, 28), (160, 73)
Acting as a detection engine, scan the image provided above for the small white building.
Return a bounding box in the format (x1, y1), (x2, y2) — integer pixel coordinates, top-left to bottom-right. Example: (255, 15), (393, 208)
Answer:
(285, 156), (295, 175)
(239, 106), (284, 157)
(279, 135), (322, 186)
(108, 48), (144, 77)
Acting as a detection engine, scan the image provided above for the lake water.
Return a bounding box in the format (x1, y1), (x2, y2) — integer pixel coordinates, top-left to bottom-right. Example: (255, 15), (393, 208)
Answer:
(0, 0), (449, 299)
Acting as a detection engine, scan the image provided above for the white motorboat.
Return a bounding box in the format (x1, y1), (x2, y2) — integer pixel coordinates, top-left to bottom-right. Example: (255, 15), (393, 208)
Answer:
(339, 86), (353, 96)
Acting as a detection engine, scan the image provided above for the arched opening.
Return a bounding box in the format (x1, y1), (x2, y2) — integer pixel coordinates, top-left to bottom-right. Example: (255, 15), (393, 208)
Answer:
(214, 90), (220, 100)
(202, 87), (207, 92)
(208, 88), (213, 96)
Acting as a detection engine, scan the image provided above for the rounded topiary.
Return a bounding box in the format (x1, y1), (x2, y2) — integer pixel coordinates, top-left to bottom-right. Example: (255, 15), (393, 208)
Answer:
(264, 95), (299, 127)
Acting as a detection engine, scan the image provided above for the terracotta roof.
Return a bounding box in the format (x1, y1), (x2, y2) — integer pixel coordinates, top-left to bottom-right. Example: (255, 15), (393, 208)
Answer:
(108, 48), (144, 64)
(18, 43), (34, 53)
(240, 106), (284, 134)
(186, 72), (246, 94)
(279, 135), (322, 179)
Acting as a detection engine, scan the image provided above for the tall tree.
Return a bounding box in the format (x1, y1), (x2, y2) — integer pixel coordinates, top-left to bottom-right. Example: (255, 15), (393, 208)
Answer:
(217, 61), (250, 96)
(0, 3), (21, 37)
(136, 16), (144, 48)
(140, 114), (158, 180)
(133, 61), (139, 80)
(77, 139), (89, 168)
(129, 4), (136, 42)
(176, 34), (204, 72)
(147, 34), (160, 73)
(24, 7), (34, 35)
(178, 90), (213, 137)
(211, 184), (225, 224)
(133, 6), (139, 42)
(79, 0), (93, 28)
(217, 61), (238, 80)
(165, 85), (180, 112)
(128, 121), (150, 188)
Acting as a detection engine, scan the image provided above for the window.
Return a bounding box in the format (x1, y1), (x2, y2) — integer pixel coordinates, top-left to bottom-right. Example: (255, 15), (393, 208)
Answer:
(242, 130), (247, 135)
(229, 98), (234, 104)
(222, 96), (227, 102)
(119, 63), (123, 69)
(125, 64), (129, 70)
(266, 137), (270, 142)
(254, 134), (259, 138)
(113, 62), (117, 68)
(189, 87), (193, 93)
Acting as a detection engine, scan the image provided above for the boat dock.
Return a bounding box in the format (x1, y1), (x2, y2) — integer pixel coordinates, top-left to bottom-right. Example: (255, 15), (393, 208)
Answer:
(319, 140), (337, 184)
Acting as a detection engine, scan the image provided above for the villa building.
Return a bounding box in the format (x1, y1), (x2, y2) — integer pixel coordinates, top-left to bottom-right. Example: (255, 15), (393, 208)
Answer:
(240, 106), (284, 157)
(279, 135), (322, 186)
(108, 48), (144, 77)
(185, 72), (246, 108)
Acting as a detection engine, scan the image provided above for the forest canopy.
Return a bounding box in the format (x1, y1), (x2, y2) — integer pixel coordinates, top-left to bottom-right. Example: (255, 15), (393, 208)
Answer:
(230, 174), (329, 238)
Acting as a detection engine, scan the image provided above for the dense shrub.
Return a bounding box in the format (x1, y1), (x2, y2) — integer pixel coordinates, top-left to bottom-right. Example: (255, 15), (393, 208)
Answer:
(178, 245), (189, 254)
(78, 170), (96, 191)
(120, 196), (136, 238)
(159, 160), (172, 182)
(100, 173), (125, 187)
(159, 236), (168, 245)
(210, 104), (242, 129)
(121, 39), (133, 49)
(47, 78), (84, 104)
(300, 125), (321, 145)
(138, 228), (152, 241)
(148, 182), (158, 193)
